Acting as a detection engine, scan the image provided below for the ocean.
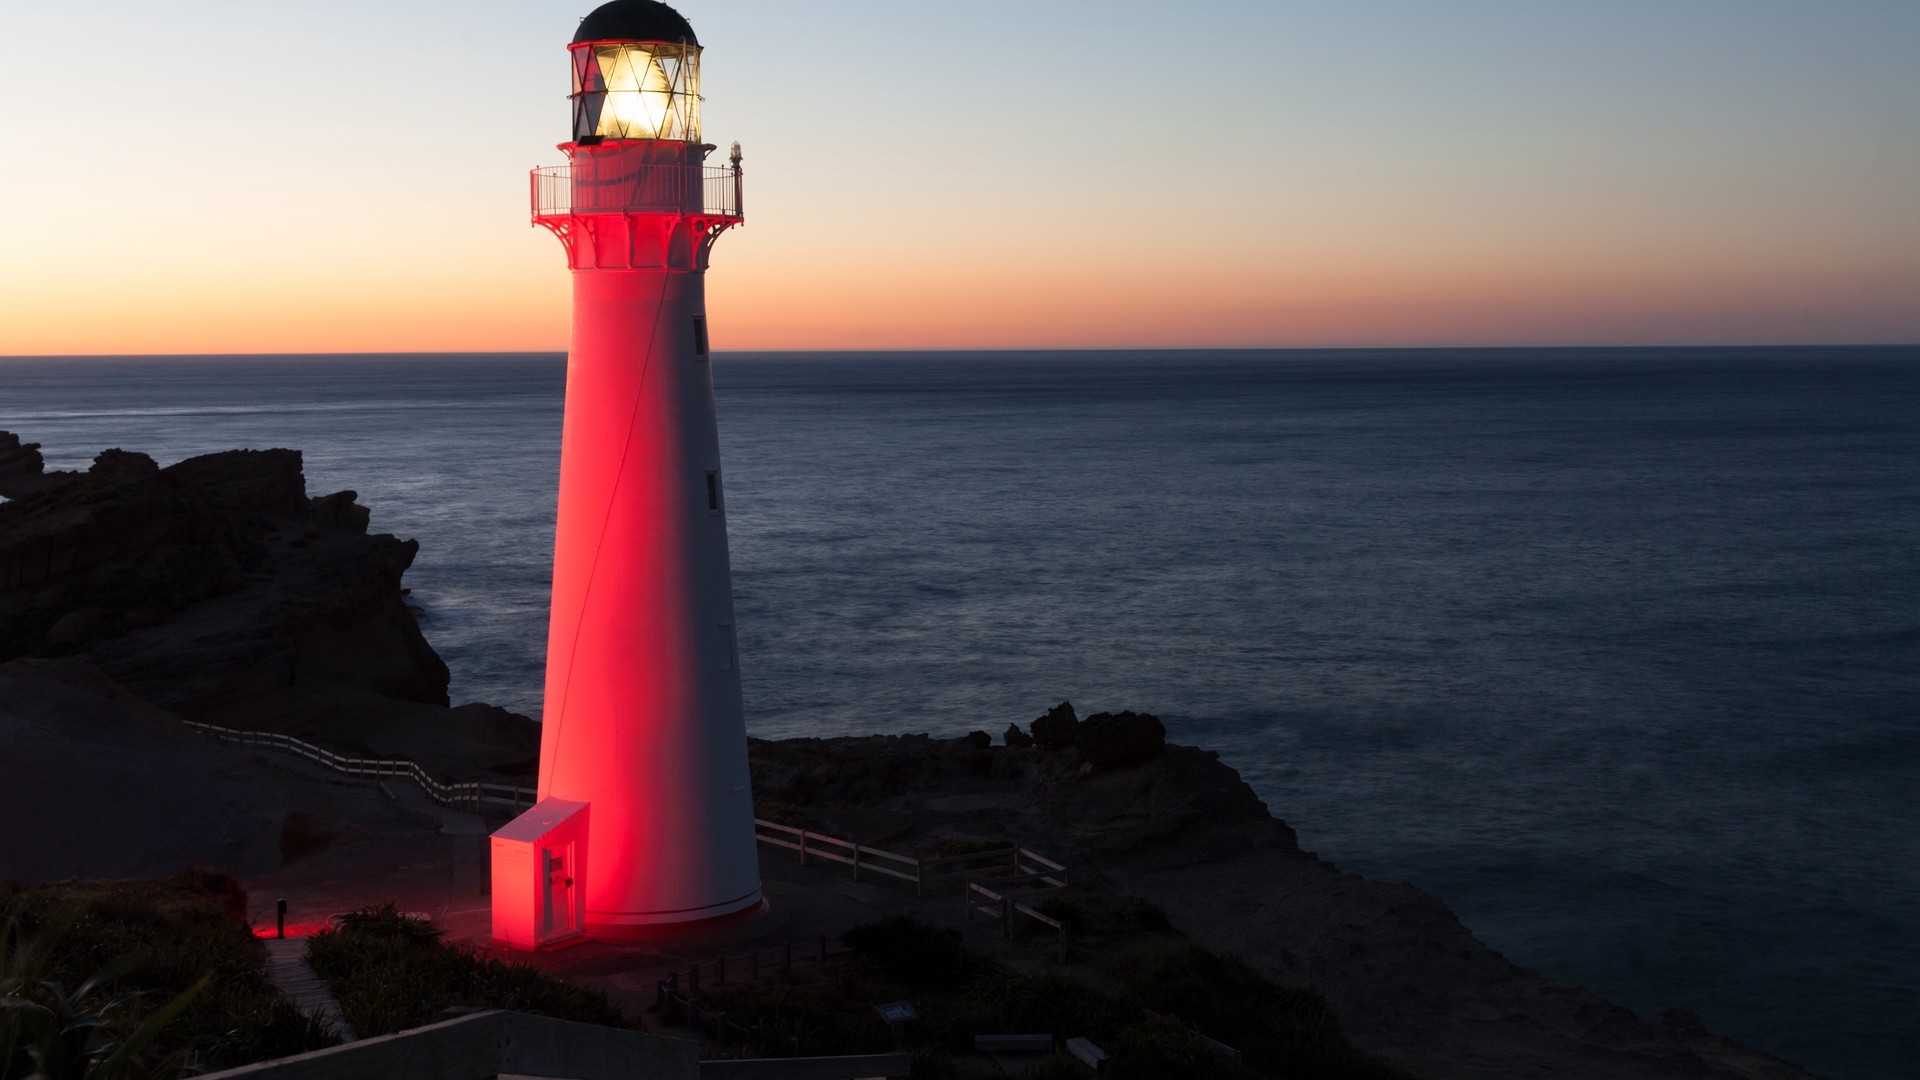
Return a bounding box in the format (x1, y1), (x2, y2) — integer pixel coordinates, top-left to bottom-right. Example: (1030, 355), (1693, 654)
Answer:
(1, 347), (1914, 1079)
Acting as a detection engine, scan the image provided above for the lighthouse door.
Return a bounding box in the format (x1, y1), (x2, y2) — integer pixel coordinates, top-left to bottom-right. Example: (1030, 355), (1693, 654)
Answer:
(541, 845), (576, 940)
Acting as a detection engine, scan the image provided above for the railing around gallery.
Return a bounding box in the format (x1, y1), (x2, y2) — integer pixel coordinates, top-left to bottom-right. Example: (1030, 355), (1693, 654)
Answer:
(183, 720), (534, 816)
(531, 162), (743, 220)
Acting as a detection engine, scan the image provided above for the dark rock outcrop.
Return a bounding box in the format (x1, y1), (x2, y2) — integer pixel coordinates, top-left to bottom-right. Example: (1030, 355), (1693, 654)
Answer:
(746, 729), (1814, 1080)
(1002, 722), (1034, 748)
(1029, 700), (1078, 749)
(1076, 710), (1167, 767)
(0, 432), (535, 779)
(0, 432), (80, 499)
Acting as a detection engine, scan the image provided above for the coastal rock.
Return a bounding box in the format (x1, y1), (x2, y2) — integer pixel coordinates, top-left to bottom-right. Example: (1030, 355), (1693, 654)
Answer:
(1076, 710), (1166, 767)
(0, 431), (81, 499)
(89, 448), (158, 483)
(1029, 700), (1078, 748)
(1002, 722), (1034, 748)
(963, 730), (991, 749)
(306, 489), (372, 533)
(746, 730), (1811, 1080)
(0, 433), (536, 780)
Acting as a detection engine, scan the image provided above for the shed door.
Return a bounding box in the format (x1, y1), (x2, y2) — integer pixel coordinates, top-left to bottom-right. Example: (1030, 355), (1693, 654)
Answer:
(541, 845), (576, 939)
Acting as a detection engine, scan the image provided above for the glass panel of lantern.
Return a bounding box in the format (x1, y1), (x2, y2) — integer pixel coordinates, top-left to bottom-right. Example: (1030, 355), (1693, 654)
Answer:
(572, 42), (701, 141)
(571, 47), (605, 141)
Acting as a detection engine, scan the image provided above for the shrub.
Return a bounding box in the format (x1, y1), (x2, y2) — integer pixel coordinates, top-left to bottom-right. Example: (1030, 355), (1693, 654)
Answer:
(1101, 941), (1409, 1079)
(841, 917), (981, 990)
(304, 902), (626, 1036)
(0, 871), (333, 1075)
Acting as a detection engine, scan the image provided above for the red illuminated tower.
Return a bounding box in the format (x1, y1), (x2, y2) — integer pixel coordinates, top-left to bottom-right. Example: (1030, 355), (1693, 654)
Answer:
(492, 0), (758, 947)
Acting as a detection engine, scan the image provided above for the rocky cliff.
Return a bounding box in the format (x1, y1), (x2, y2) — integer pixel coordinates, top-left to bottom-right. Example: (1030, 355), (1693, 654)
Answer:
(0, 432), (536, 777)
(749, 719), (1815, 1080)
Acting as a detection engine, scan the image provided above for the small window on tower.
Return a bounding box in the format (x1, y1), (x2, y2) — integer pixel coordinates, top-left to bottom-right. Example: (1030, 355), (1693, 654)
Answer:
(706, 470), (721, 512)
(719, 623), (737, 671)
(692, 315), (709, 358)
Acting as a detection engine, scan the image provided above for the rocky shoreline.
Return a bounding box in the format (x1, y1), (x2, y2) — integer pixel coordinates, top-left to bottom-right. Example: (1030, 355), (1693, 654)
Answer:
(0, 433), (1814, 1079)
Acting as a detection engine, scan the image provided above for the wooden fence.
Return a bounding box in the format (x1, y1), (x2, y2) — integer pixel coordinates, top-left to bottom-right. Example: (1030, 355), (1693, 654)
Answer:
(184, 721), (534, 816)
(964, 873), (1072, 957)
(753, 820), (1067, 896)
(655, 934), (855, 1050)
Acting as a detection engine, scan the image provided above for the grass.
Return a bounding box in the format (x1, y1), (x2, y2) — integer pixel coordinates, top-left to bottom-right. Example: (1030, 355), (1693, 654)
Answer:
(303, 903), (628, 1036)
(0, 868), (336, 1077)
(693, 915), (1410, 1079)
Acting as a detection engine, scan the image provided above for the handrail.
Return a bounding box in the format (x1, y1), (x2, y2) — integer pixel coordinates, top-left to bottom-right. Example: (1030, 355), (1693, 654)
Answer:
(966, 876), (1071, 958)
(754, 819), (1066, 896)
(184, 720), (534, 817)
(189, 720), (1064, 893)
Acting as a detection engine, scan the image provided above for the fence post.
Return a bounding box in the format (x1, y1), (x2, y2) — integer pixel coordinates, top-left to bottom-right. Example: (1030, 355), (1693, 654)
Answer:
(689, 963), (700, 997)
(798, 830), (807, 866)
(1003, 895), (1013, 940)
(716, 956), (726, 987)
(851, 844), (861, 883)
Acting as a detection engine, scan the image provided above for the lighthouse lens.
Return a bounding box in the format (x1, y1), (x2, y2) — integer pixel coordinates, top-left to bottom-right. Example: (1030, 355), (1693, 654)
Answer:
(575, 43), (701, 142)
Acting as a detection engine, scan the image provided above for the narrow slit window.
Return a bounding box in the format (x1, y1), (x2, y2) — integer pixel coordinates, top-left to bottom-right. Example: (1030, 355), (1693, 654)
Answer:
(719, 623), (737, 671)
(692, 314), (709, 358)
(705, 470), (721, 512)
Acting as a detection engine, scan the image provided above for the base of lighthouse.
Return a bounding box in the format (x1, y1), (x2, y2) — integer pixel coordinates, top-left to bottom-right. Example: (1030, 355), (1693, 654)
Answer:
(584, 888), (767, 940)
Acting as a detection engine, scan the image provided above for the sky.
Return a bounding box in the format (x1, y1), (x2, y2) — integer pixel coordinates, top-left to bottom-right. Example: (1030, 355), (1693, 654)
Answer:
(0, 0), (1915, 354)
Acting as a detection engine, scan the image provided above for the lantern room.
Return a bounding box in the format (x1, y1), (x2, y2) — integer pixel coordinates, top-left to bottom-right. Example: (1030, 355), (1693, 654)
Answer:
(570, 0), (701, 143)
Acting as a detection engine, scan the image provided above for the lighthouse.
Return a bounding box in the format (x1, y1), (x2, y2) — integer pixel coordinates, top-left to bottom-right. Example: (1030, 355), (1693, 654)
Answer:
(491, 0), (759, 946)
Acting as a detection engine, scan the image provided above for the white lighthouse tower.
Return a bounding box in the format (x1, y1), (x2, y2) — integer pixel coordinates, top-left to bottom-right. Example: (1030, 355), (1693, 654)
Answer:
(491, 0), (759, 947)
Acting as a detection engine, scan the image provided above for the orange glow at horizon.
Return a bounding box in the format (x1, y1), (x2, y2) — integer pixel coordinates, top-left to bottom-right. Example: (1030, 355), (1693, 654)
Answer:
(3, 243), (1914, 357)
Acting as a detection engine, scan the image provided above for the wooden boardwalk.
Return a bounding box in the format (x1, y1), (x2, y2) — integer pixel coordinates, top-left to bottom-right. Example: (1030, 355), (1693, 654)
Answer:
(264, 939), (358, 1043)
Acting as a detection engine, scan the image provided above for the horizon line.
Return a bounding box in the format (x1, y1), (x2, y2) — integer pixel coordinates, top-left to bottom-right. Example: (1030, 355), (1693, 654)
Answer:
(3, 341), (1917, 361)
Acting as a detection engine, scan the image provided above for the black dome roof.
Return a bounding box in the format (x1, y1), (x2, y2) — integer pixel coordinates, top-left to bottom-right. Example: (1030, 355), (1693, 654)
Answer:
(573, 0), (697, 45)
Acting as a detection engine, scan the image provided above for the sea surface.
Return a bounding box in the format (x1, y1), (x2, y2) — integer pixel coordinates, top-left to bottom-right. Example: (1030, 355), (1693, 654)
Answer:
(2, 348), (1915, 1079)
